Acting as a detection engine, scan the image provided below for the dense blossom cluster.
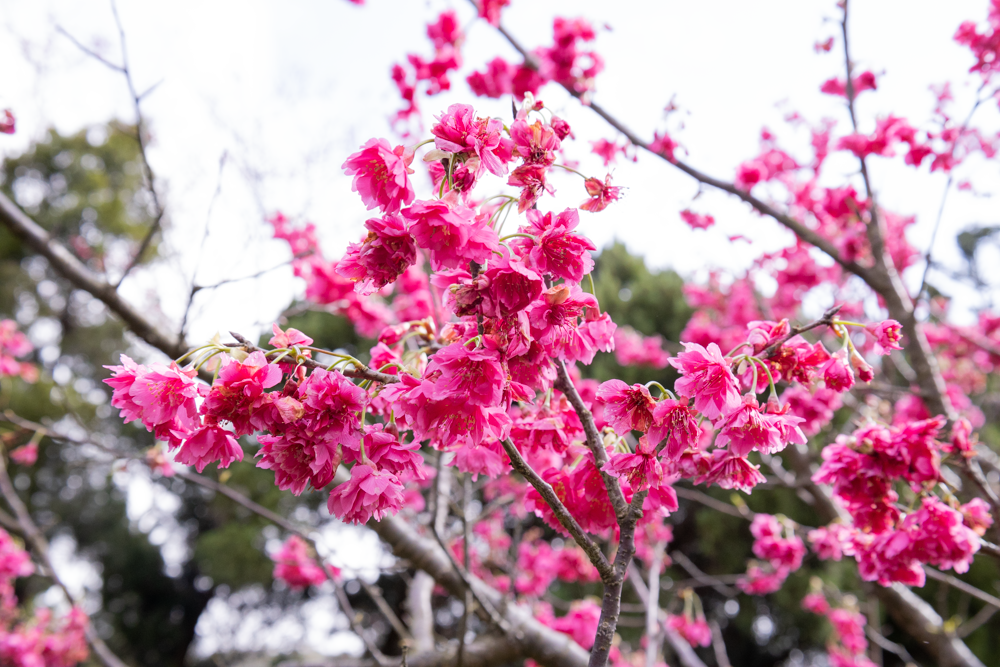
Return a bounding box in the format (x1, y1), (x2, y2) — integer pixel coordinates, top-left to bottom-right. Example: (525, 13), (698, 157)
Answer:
(0, 529), (89, 666)
(91, 1), (1000, 662)
(0, 320), (36, 383)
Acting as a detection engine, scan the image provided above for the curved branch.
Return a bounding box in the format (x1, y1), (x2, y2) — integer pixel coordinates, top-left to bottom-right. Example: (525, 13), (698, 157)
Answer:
(0, 191), (187, 358)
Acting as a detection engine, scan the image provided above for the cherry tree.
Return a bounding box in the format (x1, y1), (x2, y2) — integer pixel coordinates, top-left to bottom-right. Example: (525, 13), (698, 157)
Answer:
(2, 1), (1000, 666)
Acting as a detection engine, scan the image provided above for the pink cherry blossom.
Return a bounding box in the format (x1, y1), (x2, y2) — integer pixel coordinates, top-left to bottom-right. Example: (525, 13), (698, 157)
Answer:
(580, 174), (621, 212)
(602, 437), (663, 491)
(866, 319), (903, 355)
(9, 442), (38, 466)
(646, 399), (700, 460)
(272, 536), (329, 589)
(697, 452), (766, 493)
(513, 208), (596, 282)
(403, 197), (499, 270)
(202, 352), (283, 436)
(431, 104), (513, 177)
(669, 342), (741, 420)
(481, 254), (544, 318)
(801, 592), (830, 614)
(666, 614), (711, 648)
(512, 118), (561, 166)
(175, 424), (243, 473)
(336, 213), (417, 295)
(269, 323), (313, 349)
(428, 340), (506, 406)
(715, 394), (783, 457)
(596, 380), (656, 433)
(612, 327), (671, 368)
(342, 138), (416, 214)
(327, 464), (405, 524)
(822, 352), (855, 392)
(679, 209), (715, 230)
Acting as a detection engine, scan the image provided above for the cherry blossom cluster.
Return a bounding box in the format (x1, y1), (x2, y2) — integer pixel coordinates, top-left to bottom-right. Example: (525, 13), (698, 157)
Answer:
(270, 535), (336, 590)
(0, 528), (89, 667)
(737, 513), (806, 595)
(811, 417), (989, 586)
(0, 320), (37, 383)
(665, 588), (712, 649)
(801, 589), (875, 667)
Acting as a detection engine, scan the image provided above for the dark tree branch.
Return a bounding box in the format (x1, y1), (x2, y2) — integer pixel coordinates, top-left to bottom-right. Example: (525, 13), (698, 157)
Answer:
(0, 191), (188, 359)
(500, 438), (613, 580)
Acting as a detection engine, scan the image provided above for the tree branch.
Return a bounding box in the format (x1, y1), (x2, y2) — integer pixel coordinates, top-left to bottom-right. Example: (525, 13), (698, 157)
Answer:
(499, 438), (613, 580)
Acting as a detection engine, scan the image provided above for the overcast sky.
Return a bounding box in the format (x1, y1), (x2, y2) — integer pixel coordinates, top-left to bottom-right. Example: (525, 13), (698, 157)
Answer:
(3, 0), (998, 341)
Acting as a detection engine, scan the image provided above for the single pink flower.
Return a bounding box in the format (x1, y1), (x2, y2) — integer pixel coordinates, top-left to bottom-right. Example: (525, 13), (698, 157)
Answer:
(428, 340), (506, 407)
(647, 399), (700, 460)
(342, 138), (415, 214)
(0, 528), (34, 579)
(697, 452), (766, 493)
(715, 394), (783, 457)
(476, 0), (510, 27)
(336, 213), (417, 295)
(202, 352), (283, 436)
(175, 424), (243, 473)
(737, 562), (789, 595)
(272, 536), (330, 589)
(513, 208), (596, 282)
(431, 104), (514, 177)
(669, 342), (741, 420)
(580, 174), (621, 212)
(679, 209), (715, 230)
(596, 380), (656, 433)
(269, 323), (313, 349)
(602, 437), (663, 491)
(667, 614), (712, 648)
(801, 592), (830, 614)
(822, 352), (855, 392)
(9, 442), (38, 466)
(866, 319), (903, 355)
(327, 464), (405, 524)
(0, 109), (14, 134)
(508, 163), (553, 212)
(403, 197), (499, 270)
(512, 118), (561, 166)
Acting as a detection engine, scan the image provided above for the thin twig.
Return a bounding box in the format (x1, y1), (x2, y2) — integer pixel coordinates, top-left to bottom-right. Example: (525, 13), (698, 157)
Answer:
(709, 620), (732, 667)
(673, 486), (753, 521)
(109, 0), (168, 286)
(864, 625), (919, 666)
(758, 305), (843, 360)
(923, 566), (1000, 610)
(333, 577), (392, 667)
(644, 542), (665, 667)
(670, 550), (738, 598)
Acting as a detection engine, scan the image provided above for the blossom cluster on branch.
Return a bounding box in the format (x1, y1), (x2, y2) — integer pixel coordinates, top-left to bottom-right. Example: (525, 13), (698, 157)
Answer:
(0, 529), (88, 667)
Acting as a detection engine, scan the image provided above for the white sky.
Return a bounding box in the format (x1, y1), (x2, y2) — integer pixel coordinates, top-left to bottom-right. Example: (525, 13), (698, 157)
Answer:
(2, 0), (999, 342)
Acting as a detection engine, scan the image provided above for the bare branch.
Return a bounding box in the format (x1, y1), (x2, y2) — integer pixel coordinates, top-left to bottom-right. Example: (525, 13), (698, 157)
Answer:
(0, 191), (189, 358)
(923, 566), (1000, 611)
(552, 359), (628, 518)
(500, 438), (613, 580)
